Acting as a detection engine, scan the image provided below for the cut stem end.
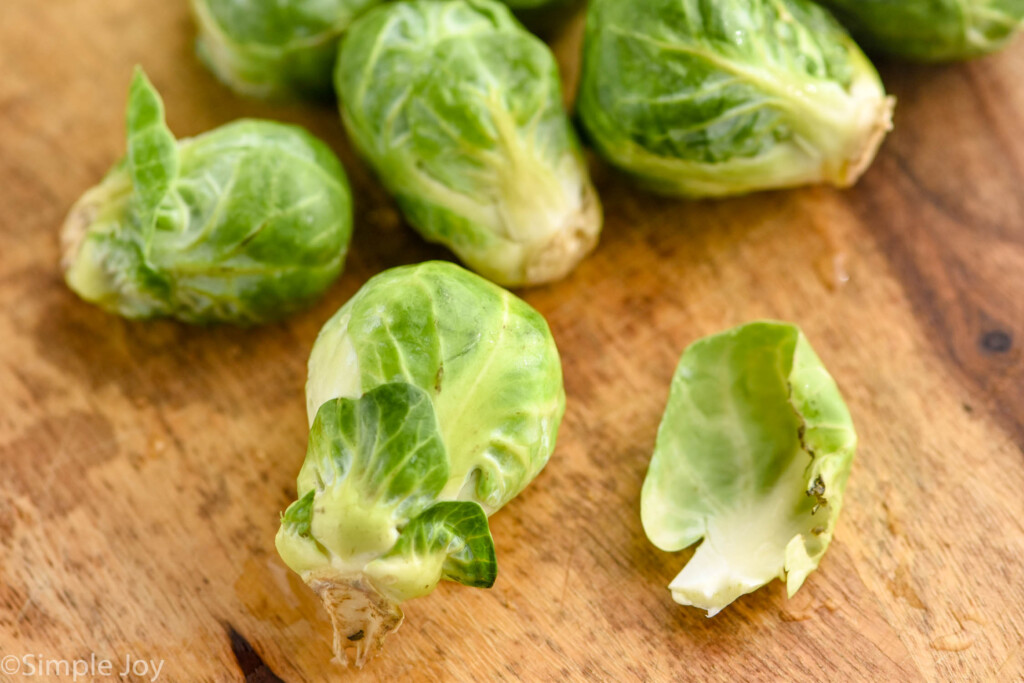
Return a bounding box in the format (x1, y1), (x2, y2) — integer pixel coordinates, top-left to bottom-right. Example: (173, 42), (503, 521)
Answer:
(306, 570), (404, 669)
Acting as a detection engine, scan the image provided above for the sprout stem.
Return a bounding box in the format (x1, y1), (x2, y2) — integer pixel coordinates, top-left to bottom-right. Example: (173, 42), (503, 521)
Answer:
(305, 569), (404, 669)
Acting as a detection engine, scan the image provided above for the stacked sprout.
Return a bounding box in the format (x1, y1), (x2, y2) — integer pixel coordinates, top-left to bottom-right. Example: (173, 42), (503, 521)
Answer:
(278, 261), (566, 666)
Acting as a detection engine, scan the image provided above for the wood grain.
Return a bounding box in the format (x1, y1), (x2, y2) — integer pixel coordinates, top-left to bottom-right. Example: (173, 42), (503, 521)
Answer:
(1, 2), (1023, 681)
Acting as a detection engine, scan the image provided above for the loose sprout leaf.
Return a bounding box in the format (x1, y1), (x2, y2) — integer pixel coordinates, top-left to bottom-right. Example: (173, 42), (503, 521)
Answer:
(577, 0), (894, 198)
(336, 0), (601, 287)
(820, 0), (1024, 62)
(366, 501), (497, 599)
(125, 68), (179, 230)
(641, 321), (856, 615)
(303, 383), (450, 509)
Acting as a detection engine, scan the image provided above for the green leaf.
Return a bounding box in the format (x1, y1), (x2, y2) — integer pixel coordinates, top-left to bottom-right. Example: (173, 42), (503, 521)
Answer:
(365, 501), (496, 599)
(577, 0), (894, 197)
(281, 489), (316, 537)
(275, 490), (331, 573)
(126, 67), (179, 229)
(641, 321), (856, 615)
(298, 383), (450, 564)
(278, 382), (459, 586)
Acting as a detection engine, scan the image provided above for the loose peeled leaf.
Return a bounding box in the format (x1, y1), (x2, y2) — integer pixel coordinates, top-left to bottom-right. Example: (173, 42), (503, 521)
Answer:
(279, 261), (565, 666)
(820, 0), (1024, 62)
(336, 0), (601, 287)
(641, 321), (856, 615)
(577, 0), (894, 197)
(191, 0), (382, 99)
(61, 68), (353, 324)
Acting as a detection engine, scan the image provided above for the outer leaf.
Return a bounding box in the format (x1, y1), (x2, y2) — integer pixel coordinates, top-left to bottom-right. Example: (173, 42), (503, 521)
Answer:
(365, 501), (497, 599)
(821, 0), (1024, 62)
(577, 0), (894, 197)
(125, 68), (178, 232)
(277, 490), (330, 573)
(294, 383), (448, 567)
(641, 321), (856, 615)
(283, 261), (564, 666)
(336, 0), (601, 286)
(191, 0), (382, 99)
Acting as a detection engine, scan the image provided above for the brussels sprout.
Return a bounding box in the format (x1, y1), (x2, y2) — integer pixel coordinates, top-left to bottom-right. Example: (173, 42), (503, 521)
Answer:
(641, 321), (856, 615)
(820, 0), (1024, 62)
(277, 261), (565, 666)
(336, 0), (602, 288)
(190, 0), (382, 99)
(577, 0), (895, 198)
(60, 69), (353, 325)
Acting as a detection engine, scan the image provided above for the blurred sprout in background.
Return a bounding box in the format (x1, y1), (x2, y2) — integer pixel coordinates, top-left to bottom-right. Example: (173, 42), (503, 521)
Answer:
(820, 0), (1024, 62)
(190, 0), (382, 100)
(278, 261), (566, 666)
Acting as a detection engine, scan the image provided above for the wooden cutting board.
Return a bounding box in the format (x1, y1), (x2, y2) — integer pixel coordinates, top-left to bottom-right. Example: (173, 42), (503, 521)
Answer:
(2, 1), (1022, 680)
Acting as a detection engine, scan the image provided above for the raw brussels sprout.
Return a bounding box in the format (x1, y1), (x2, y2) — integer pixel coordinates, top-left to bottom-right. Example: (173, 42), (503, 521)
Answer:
(820, 0), (1024, 62)
(577, 0), (895, 198)
(641, 322), (856, 615)
(60, 68), (353, 325)
(336, 0), (602, 288)
(190, 0), (381, 99)
(276, 261), (565, 666)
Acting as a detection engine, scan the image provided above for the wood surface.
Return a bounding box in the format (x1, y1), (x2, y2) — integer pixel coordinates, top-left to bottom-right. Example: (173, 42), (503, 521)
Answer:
(2, 1), (1023, 681)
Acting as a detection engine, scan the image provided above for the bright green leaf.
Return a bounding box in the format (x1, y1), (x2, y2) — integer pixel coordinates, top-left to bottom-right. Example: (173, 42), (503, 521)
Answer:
(366, 501), (497, 599)
(125, 67), (178, 231)
(641, 321), (857, 615)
